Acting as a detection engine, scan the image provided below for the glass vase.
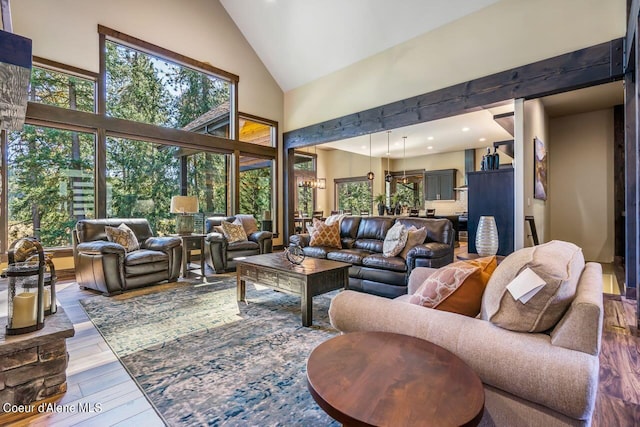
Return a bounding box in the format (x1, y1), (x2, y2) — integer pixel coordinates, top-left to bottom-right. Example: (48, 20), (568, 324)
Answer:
(476, 216), (499, 256)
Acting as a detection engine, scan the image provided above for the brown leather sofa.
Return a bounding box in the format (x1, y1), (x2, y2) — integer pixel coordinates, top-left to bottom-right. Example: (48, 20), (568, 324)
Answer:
(204, 216), (273, 273)
(289, 216), (454, 298)
(73, 218), (182, 295)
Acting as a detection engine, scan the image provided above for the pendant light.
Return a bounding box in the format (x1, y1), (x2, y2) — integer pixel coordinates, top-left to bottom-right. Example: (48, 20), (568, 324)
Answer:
(385, 131), (392, 183)
(401, 136), (408, 184)
(367, 134), (375, 180)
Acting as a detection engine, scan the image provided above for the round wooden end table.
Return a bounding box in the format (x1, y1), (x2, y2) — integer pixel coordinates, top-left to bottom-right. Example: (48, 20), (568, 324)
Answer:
(307, 331), (484, 427)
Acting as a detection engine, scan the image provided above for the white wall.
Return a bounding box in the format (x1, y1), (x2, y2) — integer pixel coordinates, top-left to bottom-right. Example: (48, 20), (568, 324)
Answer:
(548, 109), (615, 262)
(524, 99), (549, 245)
(10, 0), (286, 246)
(284, 0), (625, 131)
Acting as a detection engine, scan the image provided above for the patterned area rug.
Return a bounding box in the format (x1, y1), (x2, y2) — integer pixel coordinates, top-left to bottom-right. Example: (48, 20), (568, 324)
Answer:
(80, 279), (340, 426)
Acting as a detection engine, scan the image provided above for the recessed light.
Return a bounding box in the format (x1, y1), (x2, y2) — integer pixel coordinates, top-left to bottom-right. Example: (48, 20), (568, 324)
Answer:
(462, 127), (470, 132)
(385, 152), (390, 155)
(394, 141), (400, 145)
(427, 136), (434, 141)
(479, 137), (486, 142)
(427, 146), (433, 150)
(361, 145), (366, 150)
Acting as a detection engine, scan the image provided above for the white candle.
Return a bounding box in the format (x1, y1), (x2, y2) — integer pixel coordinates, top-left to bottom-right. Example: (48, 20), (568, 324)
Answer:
(43, 288), (51, 311)
(12, 292), (37, 329)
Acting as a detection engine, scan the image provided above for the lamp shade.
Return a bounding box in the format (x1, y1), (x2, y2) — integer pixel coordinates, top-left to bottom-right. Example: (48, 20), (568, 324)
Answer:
(170, 196), (199, 214)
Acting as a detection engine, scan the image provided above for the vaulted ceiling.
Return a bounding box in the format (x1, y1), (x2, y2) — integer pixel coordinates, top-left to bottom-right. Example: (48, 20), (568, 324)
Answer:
(220, 0), (500, 92)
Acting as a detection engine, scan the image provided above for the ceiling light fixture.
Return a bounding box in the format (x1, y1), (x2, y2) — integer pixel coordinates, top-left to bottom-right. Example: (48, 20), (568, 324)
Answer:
(297, 145), (325, 189)
(427, 136), (434, 141)
(462, 127), (470, 132)
(479, 137), (486, 142)
(427, 146), (433, 150)
(385, 131), (392, 183)
(367, 134), (375, 180)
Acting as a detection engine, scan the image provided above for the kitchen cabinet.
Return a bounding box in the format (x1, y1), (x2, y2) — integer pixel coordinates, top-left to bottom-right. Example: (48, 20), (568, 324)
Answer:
(424, 169), (456, 201)
(467, 168), (514, 256)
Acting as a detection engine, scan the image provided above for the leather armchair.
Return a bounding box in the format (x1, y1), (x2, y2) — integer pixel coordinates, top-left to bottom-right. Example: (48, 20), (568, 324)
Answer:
(73, 218), (182, 295)
(204, 216), (273, 273)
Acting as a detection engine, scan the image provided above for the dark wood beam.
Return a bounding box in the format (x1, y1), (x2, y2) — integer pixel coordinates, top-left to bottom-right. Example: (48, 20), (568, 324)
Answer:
(25, 102), (276, 158)
(625, 0), (640, 72)
(284, 39), (624, 149)
(493, 112), (514, 137)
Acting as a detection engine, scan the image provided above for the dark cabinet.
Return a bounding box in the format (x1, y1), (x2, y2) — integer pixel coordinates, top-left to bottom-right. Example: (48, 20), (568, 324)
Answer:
(467, 168), (514, 256)
(424, 169), (456, 201)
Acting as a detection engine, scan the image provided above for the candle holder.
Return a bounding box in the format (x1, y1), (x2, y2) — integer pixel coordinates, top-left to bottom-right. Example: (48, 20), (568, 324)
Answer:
(3, 238), (46, 335)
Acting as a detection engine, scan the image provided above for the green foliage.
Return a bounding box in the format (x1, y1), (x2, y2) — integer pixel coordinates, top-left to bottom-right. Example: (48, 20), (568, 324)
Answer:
(239, 161), (272, 221)
(337, 181), (372, 214)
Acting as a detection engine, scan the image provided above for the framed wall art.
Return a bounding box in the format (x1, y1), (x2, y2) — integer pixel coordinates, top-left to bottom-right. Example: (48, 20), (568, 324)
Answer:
(533, 137), (547, 200)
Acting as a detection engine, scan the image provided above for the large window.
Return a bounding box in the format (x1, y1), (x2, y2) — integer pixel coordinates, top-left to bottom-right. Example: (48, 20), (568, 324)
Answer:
(386, 171), (424, 209)
(239, 156), (274, 225)
(1, 27), (278, 253)
(335, 177), (372, 215)
(8, 126), (95, 246)
(106, 40), (230, 131)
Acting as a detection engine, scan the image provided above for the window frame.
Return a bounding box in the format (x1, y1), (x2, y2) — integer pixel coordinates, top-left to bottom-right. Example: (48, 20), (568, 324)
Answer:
(2, 25), (279, 255)
(334, 176), (373, 214)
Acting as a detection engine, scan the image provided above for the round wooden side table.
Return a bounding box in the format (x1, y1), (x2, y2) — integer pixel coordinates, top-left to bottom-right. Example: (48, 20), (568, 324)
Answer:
(307, 331), (484, 426)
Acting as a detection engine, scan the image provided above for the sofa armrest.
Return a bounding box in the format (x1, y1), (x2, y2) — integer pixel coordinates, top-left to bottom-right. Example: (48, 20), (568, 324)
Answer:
(205, 232), (228, 272)
(289, 233), (310, 248)
(206, 232), (226, 243)
(329, 290), (599, 421)
(144, 236), (182, 251)
(249, 230), (273, 254)
(76, 241), (126, 256)
(408, 242), (451, 258)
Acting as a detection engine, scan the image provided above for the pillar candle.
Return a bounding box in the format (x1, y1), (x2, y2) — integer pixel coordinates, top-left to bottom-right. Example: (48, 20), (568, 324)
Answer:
(12, 292), (37, 329)
(43, 288), (51, 311)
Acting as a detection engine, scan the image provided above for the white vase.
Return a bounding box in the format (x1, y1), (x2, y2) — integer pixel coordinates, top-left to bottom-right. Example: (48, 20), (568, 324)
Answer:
(476, 216), (499, 256)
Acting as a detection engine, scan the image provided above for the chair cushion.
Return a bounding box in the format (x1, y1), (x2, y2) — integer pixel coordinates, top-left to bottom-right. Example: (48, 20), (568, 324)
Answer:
(309, 218), (341, 249)
(383, 222), (408, 257)
(228, 240), (259, 251)
(221, 221), (248, 243)
(399, 226), (428, 259)
(480, 240), (585, 332)
(125, 249), (168, 266)
(327, 249), (371, 265)
(362, 253), (407, 272)
(105, 223), (140, 252)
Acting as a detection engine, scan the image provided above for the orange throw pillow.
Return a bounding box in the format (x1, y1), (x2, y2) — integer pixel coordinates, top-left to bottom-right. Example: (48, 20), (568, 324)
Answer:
(309, 218), (341, 249)
(409, 256), (497, 317)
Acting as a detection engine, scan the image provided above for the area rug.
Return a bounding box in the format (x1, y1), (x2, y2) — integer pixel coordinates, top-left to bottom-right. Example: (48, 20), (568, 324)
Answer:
(80, 279), (340, 426)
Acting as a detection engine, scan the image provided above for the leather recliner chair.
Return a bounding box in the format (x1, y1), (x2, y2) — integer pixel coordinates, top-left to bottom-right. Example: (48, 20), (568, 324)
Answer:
(73, 218), (182, 295)
(204, 216), (273, 273)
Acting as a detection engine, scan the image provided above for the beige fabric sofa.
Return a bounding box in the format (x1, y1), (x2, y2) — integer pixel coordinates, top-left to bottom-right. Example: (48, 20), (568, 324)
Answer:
(329, 247), (603, 426)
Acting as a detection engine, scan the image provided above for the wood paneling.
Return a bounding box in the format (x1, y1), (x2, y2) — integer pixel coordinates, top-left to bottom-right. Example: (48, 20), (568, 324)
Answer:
(284, 39), (624, 149)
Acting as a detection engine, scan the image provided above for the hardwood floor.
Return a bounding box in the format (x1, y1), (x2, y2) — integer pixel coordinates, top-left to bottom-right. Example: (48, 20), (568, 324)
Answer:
(6, 270), (640, 426)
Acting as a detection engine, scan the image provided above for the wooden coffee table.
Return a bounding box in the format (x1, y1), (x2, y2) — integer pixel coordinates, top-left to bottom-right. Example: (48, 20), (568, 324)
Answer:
(307, 331), (485, 426)
(236, 253), (350, 327)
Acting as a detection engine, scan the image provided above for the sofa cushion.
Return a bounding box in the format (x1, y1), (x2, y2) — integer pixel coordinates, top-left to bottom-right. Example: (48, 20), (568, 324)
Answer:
(399, 226), (428, 259)
(221, 221), (248, 243)
(481, 240), (585, 332)
(309, 218), (341, 248)
(362, 253), (407, 272)
(354, 239), (384, 253)
(327, 249), (371, 265)
(303, 246), (335, 259)
(105, 223), (140, 252)
(383, 222), (408, 257)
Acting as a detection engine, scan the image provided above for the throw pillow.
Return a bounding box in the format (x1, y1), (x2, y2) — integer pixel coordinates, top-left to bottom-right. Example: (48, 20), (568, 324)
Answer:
(105, 223), (139, 252)
(309, 218), (341, 248)
(431, 256), (497, 317)
(220, 220), (248, 243)
(234, 214), (259, 235)
(408, 260), (481, 316)
(399, 226), (428, 259)
(480, 240), (585, 333)
(383, 222), (408, 257)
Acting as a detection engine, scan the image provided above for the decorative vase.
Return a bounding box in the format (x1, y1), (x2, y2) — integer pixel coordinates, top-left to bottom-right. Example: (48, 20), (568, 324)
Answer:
(377, 203), (385, 216)
(476, 216), (499, 256)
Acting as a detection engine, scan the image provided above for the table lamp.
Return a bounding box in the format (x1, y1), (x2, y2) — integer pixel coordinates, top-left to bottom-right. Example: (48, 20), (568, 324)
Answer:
(170, 195), (199, 235)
